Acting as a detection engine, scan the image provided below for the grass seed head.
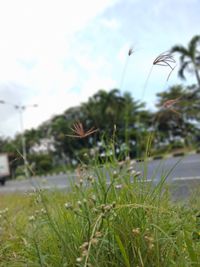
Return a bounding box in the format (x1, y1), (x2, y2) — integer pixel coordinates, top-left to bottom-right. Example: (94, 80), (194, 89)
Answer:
(80, 242), (89, 251)
(153, 51), (176, 81)
(92, 208), (98, 214)
(64, 202), (73, 210)
(113, 170), (118, 178)
(83, 198), (87, 204)
(41, 208), (47, 214)
(28, 215), (35, 222)
(81, 250), (88, 257)
(66, 121), (98, 139)
(128, 165), (135, 172)
(162, 97), (181, 109)
(77, 201), (82, 207)
(87, 175), (94, 182)
(90, 195), (97, 203)
(128, 47), (134, 56)
(95, 231), (102, 238)
(148, 243), (155, 250)
(76, 257), (83, 263)
(132, 228), (140, 235)
(153, 51), (175, 69)
(144, 235), (154, 244)
(91, 238), (98, 245)
(0, 208), (9, 215)
(115, 184), (122, 189)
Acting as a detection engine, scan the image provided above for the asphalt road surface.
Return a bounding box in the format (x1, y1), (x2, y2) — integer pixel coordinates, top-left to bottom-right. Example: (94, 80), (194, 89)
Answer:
(136, 153), (200, 180)
(0, 154), (200, 198)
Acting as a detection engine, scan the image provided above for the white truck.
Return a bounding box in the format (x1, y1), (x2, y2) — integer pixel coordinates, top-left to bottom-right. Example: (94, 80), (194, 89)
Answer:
(0, 153), (10, 185)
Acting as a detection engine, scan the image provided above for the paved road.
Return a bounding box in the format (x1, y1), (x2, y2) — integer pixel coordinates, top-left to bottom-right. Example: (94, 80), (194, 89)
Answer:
(0, 154), (200, 196)
(136, 153), (200, 181)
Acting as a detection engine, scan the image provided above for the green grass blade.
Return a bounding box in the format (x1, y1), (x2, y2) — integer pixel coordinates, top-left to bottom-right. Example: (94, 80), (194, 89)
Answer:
(115, 234), (131, 267)
(184, 230), (198, 264)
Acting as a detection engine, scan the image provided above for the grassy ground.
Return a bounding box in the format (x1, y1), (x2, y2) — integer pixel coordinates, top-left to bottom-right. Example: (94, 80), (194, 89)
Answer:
(0, 160), (200, 267)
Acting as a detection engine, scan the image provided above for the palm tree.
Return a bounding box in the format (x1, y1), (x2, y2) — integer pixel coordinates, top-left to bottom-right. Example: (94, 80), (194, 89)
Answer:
(155, 85), (199, 147)
(171, 35), (200, 88)
(82, 89), (125, 131)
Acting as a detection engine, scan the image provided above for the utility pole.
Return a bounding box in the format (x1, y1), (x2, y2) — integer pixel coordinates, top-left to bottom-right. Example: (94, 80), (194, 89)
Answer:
(0, 100), (38, 178)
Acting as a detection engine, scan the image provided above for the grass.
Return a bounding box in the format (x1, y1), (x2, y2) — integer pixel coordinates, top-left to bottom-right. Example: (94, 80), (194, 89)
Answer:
(1, 48), (199, 266)
(0, 157), (200, 267)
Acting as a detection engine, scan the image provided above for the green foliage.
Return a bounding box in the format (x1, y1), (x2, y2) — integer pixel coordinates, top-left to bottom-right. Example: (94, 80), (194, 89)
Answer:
(154, 84), (200, 148)
(0, 160), (200, 266)
(1, 83), (200, 176)
(171, 35), (200, 87)
(28, 154), (53, 175)
(15, 165), (26, 178)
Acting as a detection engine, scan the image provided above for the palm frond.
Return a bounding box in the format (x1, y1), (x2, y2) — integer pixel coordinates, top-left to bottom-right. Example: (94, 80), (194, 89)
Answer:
(178, 61), (190, 79)
(188, 35), (200, 58)
(171, 45), (189, 56)
(196, 55), (200, 67)
(180, 54), (187, 65)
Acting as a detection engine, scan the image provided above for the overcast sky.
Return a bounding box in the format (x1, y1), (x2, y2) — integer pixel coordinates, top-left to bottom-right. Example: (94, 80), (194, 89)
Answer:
(0, 0), (199, 137)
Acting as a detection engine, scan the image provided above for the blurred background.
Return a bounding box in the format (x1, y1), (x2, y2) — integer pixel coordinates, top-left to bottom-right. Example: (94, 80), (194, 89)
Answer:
(0, 0), (200, 179)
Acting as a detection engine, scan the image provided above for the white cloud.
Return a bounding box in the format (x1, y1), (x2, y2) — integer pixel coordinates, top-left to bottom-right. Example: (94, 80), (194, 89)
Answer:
(100, 18), (121, 30)
(0, 0), (119, 136)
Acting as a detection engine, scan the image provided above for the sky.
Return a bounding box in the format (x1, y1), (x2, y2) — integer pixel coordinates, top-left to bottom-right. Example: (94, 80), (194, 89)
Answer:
(0, 0), (199, 137)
